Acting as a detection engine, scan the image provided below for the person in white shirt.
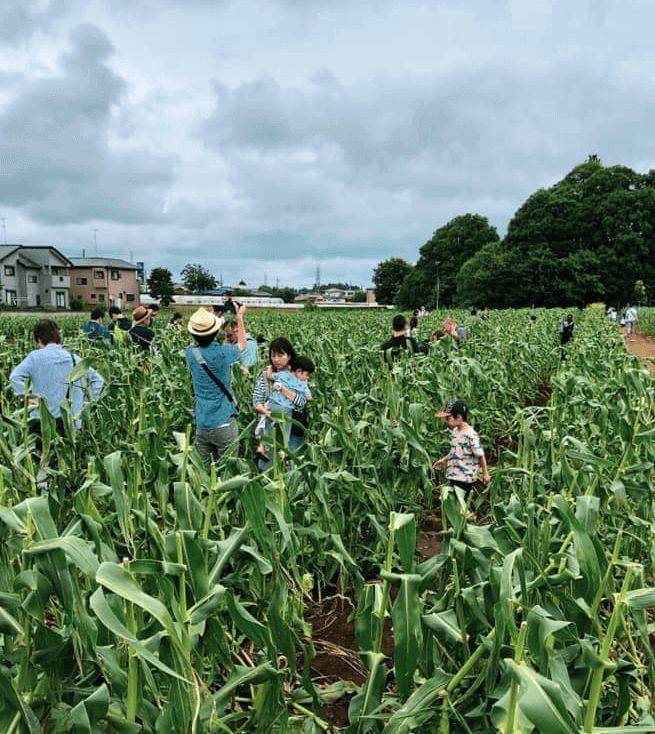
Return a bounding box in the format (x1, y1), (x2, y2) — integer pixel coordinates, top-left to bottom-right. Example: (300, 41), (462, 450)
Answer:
(625, 304), (638, 338)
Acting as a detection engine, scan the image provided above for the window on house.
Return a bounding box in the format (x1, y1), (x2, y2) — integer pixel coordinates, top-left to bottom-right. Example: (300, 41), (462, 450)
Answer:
(75, 277), (88, 285)
(91, 294), (97, 299)
(126, 294), (135, 302)
(51, 267), (66, 276)
(98, 294), (105, 302)
(111, 270), (120, 280)
(5, 290), (17, 305)
(94, 270), (104, 280)
(4, 266), (15, 276)
(28, 275), (38, 283)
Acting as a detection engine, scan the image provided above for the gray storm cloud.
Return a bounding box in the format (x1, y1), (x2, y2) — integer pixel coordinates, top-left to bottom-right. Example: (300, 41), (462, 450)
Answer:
(1, 0), (655, 286)
(0, 23), (174, 225)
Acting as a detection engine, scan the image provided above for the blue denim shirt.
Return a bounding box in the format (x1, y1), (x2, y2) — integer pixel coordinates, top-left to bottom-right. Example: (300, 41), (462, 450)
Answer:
(269, 371), (311, 414)
(185, 343), (241, 429)
(83, 321), (112, 342)
(9, 344), (105, 428)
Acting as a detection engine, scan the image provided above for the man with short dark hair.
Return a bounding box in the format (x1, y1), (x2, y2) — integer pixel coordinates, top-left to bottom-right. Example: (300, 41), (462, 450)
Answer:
(381, 314), (421, 363)
(83, 308), (112, 342)
(10, 319), (104, 433)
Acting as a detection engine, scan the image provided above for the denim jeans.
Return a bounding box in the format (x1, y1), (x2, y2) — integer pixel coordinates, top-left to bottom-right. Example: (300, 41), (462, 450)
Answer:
(195, 417), (239, 468)
(627, 320), (635, 336)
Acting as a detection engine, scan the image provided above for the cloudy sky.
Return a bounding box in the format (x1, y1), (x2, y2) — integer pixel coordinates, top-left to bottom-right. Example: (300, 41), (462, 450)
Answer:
(1, 0), (654, 287)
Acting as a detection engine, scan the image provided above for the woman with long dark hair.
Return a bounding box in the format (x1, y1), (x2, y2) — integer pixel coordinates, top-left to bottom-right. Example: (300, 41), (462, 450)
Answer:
(252, 337), (310, 469)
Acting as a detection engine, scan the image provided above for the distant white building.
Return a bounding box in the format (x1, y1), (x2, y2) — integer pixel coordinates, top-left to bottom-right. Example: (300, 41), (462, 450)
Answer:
(0, 245), (72, 308)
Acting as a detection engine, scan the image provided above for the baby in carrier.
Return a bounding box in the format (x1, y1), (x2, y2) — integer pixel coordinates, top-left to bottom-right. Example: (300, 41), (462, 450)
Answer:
(256, 356), (315, 460)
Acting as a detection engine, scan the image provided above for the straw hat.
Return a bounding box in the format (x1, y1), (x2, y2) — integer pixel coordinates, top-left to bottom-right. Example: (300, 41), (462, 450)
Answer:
(187, 307), (224, 337)
(132, 306), (151, 325)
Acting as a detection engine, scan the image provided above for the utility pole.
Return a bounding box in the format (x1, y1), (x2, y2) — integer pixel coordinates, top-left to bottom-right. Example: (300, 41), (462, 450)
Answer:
(1, 217), (6, 245)
(275, 276), (279, 289)
(315, 265), (321, 291)
(93, 228), (98, 255)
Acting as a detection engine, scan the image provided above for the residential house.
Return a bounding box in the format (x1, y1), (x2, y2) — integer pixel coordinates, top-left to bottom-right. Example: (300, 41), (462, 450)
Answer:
(0, 245), (71, 308)
(293, 293), (325, 303)
(69, 258), (141, 309)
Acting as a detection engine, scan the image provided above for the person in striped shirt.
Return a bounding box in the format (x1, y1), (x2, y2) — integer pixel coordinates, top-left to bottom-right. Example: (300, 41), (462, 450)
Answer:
(252, 338), (309, 469)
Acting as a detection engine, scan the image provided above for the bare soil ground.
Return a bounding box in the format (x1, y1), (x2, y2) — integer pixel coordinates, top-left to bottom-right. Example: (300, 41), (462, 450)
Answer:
(305, 597), (395, 728)
(624, 331), (655, 375)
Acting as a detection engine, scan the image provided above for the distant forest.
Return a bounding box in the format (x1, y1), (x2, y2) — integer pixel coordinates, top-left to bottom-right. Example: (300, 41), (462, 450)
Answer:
(374, 156), (655, 308)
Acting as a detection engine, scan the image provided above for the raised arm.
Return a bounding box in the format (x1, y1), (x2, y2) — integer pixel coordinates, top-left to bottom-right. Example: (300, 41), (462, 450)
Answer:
(236, 304), (247, 352)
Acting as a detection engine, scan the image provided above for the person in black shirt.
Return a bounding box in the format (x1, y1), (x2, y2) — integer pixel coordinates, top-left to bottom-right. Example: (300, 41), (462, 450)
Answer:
(129, 306), (156, 353)
(381, 315), (421, 364)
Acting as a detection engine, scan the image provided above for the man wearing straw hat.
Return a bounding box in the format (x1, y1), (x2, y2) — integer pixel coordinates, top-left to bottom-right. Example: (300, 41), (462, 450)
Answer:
(185, 304), (247, 467)
(129, 305), (156, 353)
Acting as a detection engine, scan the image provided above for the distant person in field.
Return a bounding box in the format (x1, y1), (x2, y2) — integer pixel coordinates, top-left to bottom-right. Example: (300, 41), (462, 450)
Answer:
(256, 356), (315, 463)
(381, 314), (421, 364)
(108, 306), (131, 344)
(168, 312), (184, 331)
(147, 303), (160, 321)
(253, 338), (310, 470)
(418, 305), (429, 317)
(559, 313), (576, 359)
(470, 308), (478, 322)
(481, 307), (490, 320)
(409, 310), (419, 335)
(129, 306), (156, 353)
(224, 318), (258, 369)
(10, 319), (104, 485)
(625, 304), (638, 338)
(222, 293), (237, 315)
(186, 305), (247, 468)
(433, 398), (491, 492)
(443, 317), (468, 347)
(83, 308), (112, 343)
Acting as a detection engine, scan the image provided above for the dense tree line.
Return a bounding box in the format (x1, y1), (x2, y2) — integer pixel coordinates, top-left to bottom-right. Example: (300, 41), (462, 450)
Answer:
(375, 157), (655, 308)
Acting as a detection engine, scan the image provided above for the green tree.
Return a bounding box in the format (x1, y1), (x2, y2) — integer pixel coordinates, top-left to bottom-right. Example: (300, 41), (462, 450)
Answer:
(401, 214), (500, 308)
(634, 279), (647, 305)
(372, 258), (412, 305)
(181, 263), (217, 293)
(147, 267), (175, 306)
(352, 290), (367, 302)
(456, 242), (518, 308)
(259, 285), (298, 303)
(504, 156), (655, 306)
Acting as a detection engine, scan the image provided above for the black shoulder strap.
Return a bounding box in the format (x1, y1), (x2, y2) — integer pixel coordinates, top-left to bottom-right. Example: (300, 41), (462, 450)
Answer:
(191, 347), (239, 413)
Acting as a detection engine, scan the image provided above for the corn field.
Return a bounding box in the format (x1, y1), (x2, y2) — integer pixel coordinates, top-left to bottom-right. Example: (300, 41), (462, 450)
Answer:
(0, 308), (654, 733)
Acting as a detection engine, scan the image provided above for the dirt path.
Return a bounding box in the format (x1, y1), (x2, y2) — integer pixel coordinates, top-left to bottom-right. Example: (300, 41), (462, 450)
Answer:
(625, 331), (655, 375)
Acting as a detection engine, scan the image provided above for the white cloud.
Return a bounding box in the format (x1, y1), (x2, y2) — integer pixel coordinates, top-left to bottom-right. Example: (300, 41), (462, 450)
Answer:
(1, 0), (655, 287)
